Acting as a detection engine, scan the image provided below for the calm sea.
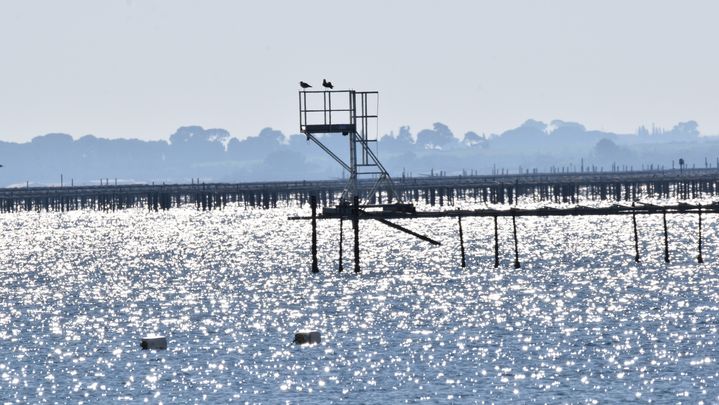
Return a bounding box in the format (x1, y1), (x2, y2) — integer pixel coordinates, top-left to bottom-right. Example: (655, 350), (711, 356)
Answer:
(1, 200), (718, 403)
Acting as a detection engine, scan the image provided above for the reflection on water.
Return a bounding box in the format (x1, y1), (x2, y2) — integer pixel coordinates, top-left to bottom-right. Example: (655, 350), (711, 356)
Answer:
(1, 201), (718, 402)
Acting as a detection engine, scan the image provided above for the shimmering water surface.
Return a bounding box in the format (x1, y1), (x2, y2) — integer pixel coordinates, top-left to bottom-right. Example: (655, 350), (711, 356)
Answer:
(2, 201), (719, 403)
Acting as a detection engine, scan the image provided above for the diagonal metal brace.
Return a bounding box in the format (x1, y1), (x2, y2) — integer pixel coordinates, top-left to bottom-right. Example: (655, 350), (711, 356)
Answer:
(304, 132), (351, 172)
(360, 209), (441, 245)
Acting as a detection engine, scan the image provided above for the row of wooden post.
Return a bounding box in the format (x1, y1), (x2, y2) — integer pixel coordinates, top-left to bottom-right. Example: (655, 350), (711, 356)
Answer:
(310, 199), (707, 273)
(461, 213), (521, 269)
(631, 203), (704, 264)
(489, 215), (521, 269)
(310, 195), (361, 273)
(489, 209), (706, 268)
(462, 209), (705, 269)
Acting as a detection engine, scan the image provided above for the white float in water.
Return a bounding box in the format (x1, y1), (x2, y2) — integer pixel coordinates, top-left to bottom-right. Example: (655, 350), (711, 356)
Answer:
(293, 331), (321, 345)
(141, 335), (167, 350)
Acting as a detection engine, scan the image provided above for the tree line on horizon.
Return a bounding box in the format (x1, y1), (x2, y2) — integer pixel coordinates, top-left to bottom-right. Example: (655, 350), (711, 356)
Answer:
(0, 119), (715, 187)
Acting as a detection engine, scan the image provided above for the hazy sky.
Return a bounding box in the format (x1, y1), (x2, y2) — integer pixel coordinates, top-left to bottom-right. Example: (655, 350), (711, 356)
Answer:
(1, 0), (717, 142)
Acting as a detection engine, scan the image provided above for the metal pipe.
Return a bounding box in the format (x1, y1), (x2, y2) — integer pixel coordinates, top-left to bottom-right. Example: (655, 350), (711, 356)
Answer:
(353, 196), (360, 273)
(338, 219), (344, 272)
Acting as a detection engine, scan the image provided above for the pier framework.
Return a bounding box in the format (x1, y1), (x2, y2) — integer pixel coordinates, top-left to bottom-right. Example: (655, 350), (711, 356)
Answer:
(295, 198), (716, 274)
(289, 86), (719, 274)
(1, 169), (719, 213)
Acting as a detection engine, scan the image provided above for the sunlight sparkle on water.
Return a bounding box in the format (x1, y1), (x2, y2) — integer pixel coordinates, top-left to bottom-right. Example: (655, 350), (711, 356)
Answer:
(0, 200), (719, 402)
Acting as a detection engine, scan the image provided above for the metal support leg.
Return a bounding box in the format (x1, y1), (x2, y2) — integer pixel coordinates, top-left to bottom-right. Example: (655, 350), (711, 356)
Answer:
(353, 196), (360, 273)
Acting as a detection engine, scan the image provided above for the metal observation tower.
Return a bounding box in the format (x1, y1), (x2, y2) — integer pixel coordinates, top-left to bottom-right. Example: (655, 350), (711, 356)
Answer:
(299, 89), (403, 208)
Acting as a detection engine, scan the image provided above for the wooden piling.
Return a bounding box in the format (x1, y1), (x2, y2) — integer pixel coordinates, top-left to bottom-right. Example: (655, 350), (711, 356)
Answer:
(698, 204), (704, 264)
(663, 209), (670, 263)
(632, 203), (640, 262)
(458, 214), (466, 268)
(310, 195), (318, 273)
(512, 213), (520, 269)
(493, 215), (500, 268)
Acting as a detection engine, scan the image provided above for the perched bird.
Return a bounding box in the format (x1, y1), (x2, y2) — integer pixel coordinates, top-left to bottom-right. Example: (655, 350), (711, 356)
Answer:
(299, 81), (312, 89)
(322, 79), (334, 89)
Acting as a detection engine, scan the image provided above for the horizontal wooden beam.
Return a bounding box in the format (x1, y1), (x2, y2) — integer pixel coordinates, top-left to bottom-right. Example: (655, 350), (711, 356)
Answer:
(289, 203), (716, 221)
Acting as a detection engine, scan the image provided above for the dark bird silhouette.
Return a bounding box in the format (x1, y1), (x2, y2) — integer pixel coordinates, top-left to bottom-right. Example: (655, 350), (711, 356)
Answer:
(299, 81), (312, 89)
(322, 79), (334, 89)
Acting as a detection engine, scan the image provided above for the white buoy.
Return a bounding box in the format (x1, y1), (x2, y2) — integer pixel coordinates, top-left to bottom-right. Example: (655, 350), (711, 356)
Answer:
(141, 335), (167, 350)
(293, 330), (321, 345)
